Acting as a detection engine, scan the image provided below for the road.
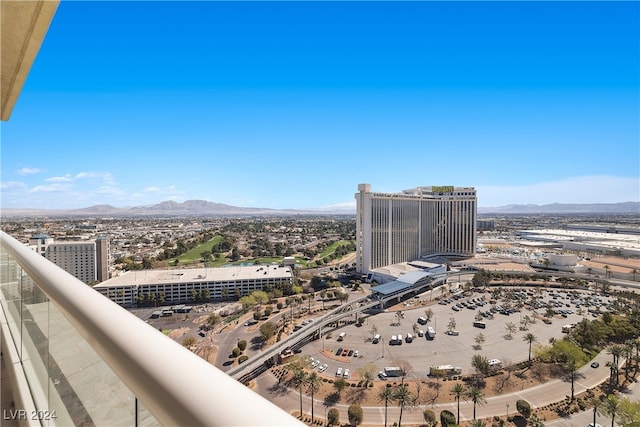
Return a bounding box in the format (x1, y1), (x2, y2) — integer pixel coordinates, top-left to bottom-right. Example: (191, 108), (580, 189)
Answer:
(254, 351), (619, 425)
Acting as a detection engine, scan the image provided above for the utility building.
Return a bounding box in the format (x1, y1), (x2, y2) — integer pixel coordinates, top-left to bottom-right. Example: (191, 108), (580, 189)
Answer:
(355, 183), (477, 274)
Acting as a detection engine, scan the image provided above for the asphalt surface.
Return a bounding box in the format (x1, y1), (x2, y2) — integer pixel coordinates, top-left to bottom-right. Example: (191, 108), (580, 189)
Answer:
(245, 284), (621, 425)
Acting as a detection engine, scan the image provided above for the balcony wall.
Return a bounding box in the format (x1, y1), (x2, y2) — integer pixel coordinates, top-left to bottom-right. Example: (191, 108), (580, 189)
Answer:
(0, 231), (304, 427)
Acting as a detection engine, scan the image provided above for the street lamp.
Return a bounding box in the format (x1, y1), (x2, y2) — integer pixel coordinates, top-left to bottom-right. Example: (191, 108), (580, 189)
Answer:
(506, 402), (509, 419)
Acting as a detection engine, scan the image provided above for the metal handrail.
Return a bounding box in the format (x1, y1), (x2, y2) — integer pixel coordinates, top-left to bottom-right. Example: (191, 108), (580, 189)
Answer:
(0, 231), (303, 427)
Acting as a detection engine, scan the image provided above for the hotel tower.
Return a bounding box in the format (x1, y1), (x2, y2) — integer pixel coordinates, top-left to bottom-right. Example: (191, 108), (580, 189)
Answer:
(355, 183), (477, 274)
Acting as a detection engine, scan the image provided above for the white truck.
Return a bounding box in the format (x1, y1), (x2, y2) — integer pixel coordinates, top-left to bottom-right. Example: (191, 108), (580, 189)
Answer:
(426, 326), (436, 340)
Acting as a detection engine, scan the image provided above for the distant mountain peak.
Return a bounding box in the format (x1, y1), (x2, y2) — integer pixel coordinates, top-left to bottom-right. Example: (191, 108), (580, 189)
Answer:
(478, 202), (639, 214)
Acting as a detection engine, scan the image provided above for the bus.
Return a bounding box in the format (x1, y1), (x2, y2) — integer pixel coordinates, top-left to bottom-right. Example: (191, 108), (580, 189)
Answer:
(473, 321), (487, 329)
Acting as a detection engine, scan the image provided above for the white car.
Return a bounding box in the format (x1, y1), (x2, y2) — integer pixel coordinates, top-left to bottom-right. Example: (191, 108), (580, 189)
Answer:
(336, 367), (343, 377)
(311, 360), (321, 368)
(353, 350), (359, 357)
(343, 369), (350, 378)
(319, 364), (328, 372)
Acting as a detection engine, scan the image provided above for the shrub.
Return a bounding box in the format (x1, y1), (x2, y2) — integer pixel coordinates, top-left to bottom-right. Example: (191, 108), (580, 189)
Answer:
(237, 340), (247, 351)
(423, 409), (437, 427)
(327, 408), (339, 426)
(440, 409), (456, 427)
(347, 404), (364, 426)
(516, 399), (531, 419)
(238, 355), (248, 364)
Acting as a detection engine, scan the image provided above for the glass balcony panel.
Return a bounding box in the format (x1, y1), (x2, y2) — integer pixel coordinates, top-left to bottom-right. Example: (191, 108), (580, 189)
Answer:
(0, 246), (151, 426)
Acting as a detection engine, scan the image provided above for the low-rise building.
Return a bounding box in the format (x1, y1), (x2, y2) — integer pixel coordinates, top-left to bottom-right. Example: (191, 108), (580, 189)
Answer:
(94, 264), (293, 307)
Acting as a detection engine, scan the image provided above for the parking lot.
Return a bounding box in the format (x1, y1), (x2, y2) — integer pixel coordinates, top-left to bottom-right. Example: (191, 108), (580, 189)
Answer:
(300, 286), (614, 380)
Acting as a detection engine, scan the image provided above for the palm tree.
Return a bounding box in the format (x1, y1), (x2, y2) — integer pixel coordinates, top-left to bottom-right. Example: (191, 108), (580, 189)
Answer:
(565, 358), (579, 400)
(471, 420), (487, 427)
(607, 344), (624, 388)
(589, 395), (603, 427)
(393, 384), (413, 427)
(528, 413), (545, 427)
(601, 394), (621, 427)
(292, 369), (307, 418)
(523, 333), (537, 363)
(609, 344), (624, 366)
(450, 383), (466, 424)
(333, 378), (348, 397)
(464, 386), (486, 421)
(377, 386), (393, 427)
(606, 361), (619, 389)
(623, 342), (634, 381)
(306, 372), (321, 422)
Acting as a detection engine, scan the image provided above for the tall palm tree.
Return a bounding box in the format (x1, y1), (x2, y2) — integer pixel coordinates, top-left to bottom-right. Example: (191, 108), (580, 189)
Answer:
(623, 342), (634, 381)
(450, 383), (466, 424)
(606, 361), (619, 389)
(306, 372), (321, 422)
(464, 386), (486, 421)
(609, 344), (624, 366)
(393, 384), (413, 427)
(523, 333), (537, 363)
(292, 369), (307, 418)
(377, 386), (393, 427)
(601, 394), (621, 427)
(589, 395), (603, 427)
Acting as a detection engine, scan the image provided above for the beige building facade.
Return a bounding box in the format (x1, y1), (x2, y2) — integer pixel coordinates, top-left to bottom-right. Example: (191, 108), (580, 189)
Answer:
(356, 184), (477, 274)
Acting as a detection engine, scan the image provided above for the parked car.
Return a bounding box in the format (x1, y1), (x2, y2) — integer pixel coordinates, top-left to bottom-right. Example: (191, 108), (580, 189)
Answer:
(343, 369), (350, 378)
(336, 368), (343, 377)
(591, 361), (600, 368)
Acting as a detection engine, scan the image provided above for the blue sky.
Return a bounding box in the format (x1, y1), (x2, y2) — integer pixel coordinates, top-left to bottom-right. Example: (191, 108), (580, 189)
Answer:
(2, 1), (639, 210)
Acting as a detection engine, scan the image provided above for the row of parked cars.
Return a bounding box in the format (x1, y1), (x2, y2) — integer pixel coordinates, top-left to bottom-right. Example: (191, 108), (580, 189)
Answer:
(335, 347), (359, 357)
(308, 357), (328, 372)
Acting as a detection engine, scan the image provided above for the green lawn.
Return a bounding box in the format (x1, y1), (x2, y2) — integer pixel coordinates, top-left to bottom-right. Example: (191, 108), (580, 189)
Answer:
(317, 240), (352, 260)
(174, 236), (225, 265)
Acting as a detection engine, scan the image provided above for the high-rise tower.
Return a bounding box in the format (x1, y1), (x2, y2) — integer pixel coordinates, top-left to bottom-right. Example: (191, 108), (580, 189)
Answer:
(355, 184), (477, 274)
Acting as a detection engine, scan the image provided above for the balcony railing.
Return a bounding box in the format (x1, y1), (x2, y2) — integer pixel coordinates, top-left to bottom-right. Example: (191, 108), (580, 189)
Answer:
(0, 231), (303, 426)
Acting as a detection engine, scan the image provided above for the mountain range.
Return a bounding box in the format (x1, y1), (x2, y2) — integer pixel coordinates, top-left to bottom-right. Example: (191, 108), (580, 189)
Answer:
(1, 200), (638, 217)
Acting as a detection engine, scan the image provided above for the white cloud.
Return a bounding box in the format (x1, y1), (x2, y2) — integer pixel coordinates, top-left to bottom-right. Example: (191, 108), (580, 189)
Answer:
(477, 175), (640, 207)
(45, 174), (73, 183)
(1, 181), (28, 192)
(15, 167), (44, 176)
(30, 183), (71, 193)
